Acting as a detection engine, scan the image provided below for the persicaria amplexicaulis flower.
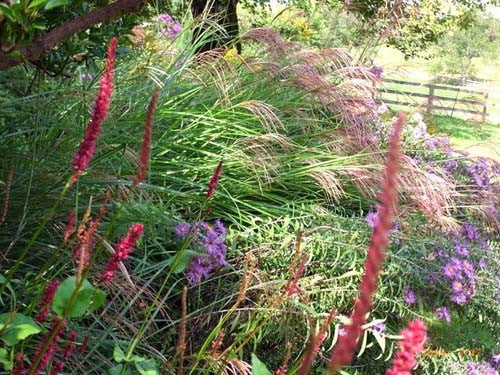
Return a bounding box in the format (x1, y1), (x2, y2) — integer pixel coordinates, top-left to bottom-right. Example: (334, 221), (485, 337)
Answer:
(102, 223), (144, 283)
(28, 318), (67, 375)
(206, 160), (223, 199)
(63, 209), (75, 242)
(134, 88), (159, 186)
(72, 37), (118, 179)
(386, 320), (427, 375)
(36, 279), (60, 323)
(328, 114), (405, 373)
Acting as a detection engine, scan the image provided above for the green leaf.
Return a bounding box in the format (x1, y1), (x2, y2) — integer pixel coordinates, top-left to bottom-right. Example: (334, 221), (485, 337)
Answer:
(113, 345), (125, 363)
(28, 0), (49, 8)
(89, 289), (106, 312)
(0, 313), (41, 346)
(0, 274), (5, 284)
(251, 354), (271, 375)
(0, 4), (15, 22)
(108, 364), (129, 375)
(44, 0), (69, 10)
(0, 348), (12, 370)
(135, 359), (158, 375)
(166, 250), (201, 273)
(52, 276), (95, 318)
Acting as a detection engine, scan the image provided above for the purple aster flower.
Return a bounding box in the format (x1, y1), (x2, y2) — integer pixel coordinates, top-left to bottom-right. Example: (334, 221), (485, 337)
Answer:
(442, 260), (461, 279)
(214, 219), (227, 237)
(369, 65), (383, 80)
(451, 292), (467, 305)
(366, 211), (379, 228)
(462, 260), (474, 278)
(436, 306), (451, 323)
(462, 223), (479, 241)
(377, 103), (389, 114)
(478, 259), (486, 269)
(186, 256), (212, 285)
(403, 286), (417, 305)
(454, 242), (469, 256)
(490, 353), (500, 369)
(156, 13), (173, 23)
(451, 280), (464, 293)
(444, 159), (458, 171)
(174, 222), (191, 238)
(372, 321), (386, 335)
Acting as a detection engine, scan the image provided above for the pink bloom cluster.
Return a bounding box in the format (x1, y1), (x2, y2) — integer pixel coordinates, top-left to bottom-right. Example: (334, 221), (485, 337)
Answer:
(386, 320), (427, 375)
(72, 37), (118, 178)
(102, 223), (144, 283)
(206, 160), (223, 199)
(28, 318), (67, 375)
(36, 279), (60, 323)
(49, 330), (77, 375)
(63, 209), (75, 242)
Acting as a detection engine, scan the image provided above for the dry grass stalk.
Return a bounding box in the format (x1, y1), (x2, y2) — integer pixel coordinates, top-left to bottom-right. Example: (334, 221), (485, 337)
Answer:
(176, 286), (188, 375)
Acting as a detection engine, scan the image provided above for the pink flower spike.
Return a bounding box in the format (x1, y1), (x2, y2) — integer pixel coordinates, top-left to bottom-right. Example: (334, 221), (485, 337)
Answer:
(36, 279), (60, 323)
(28, 318), (66, 375)
(386, 320), (427, 375)
(328, 113), (406, 373)
(102, 223), (144, 283)
(72, 37), (118, 178)
(134, 88), (159, 186)
(63, 209), (75, 242)
(206, 160), (223, 199)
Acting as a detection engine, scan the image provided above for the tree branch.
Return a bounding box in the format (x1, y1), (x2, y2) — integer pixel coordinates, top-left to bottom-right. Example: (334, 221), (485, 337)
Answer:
(0, 0), (147, 70)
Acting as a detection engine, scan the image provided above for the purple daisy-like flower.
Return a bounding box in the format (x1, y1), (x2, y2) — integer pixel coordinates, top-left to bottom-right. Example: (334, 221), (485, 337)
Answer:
(490, 353), (500, 369)
(442, 261), (460, 279)
(451, 280), (464, 293)
(462, 223), (479, 241)
(451, 292), (467, 305)
(372, 321), (386, 335)
(186, 256), (212, 285)
(214, 219), (227, 237)
(403, 286), (417, 305)
(454, 242), (469, 256)
(174, 222), (191, 238)
(436, 247), (445, 257)
(478, 259), (486, 269)
(462, 260), (474, 278)
(366, 211), (379, 228)
(436, 306), (451, 323)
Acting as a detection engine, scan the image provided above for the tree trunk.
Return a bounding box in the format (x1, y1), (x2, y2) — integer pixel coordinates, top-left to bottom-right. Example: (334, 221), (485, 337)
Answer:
(191, 0), (241, 54)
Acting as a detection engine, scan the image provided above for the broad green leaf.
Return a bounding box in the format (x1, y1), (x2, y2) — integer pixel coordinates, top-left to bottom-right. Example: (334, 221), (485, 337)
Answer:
(135, 359), (157, 375)
(52, 276), (95, 318)
(166, 250), (202, 273)
(44, 0), (69, 10)
(0, 313), (41, 346)
(108, 364), (129, 375)
(0, 348), (12, 370)
(0, 4), (15, 22)
(0, 274), (5, 284)
(113, 345), (125, 363)
(28, 0), (49, 8)
(89, 289), (106, 312)
(251, 354), (271, 375)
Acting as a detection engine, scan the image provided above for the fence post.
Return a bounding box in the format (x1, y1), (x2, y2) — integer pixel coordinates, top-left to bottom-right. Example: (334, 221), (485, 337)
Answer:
(427, 85), (434, 114)
(482, 93), (488, 123)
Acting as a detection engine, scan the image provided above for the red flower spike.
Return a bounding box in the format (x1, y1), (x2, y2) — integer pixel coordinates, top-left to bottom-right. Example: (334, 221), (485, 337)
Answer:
(206, 160), (223, 199)
(36, 279), (60, 323)
(327, 113), (406, 373)
(63, 209), (75, 242)
(386, 320), (427, 375)
(134, 88), (159, 186)
(28, 318), (66, 375)
(102, 223), (144, 283)
(71, 37), (118, 178)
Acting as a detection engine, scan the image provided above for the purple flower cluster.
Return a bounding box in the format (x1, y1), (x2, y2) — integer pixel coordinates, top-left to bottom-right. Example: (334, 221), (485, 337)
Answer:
(466, 158), (500, 188)
(442, 257), (476, 305)
(369, 65), (383, 80)
(154, 13), (181, 40)
(435, 306), (451, 323)
(490, 353), (500, 369)
(403, 286), (417, 305)
(371, 321), (386, 335)
(466, 361), (498, 375)
(175, 219), (227, 285)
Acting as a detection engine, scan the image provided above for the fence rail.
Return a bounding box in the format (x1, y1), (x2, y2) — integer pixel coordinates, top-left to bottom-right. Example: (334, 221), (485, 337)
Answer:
(379, 78), (490, 122)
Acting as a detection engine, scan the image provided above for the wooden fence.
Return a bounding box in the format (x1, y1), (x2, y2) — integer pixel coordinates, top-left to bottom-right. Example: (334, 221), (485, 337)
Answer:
(379, 78), (489, 122)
